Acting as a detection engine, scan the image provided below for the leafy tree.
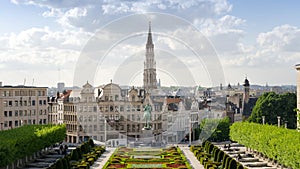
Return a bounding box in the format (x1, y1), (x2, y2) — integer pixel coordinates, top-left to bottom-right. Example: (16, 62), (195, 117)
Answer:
(197, 117), (230, 142)
(248, 92), (297, 129)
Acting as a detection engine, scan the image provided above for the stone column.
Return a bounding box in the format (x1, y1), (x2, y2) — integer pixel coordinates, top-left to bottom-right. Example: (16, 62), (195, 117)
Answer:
(296, 64), (300, 130)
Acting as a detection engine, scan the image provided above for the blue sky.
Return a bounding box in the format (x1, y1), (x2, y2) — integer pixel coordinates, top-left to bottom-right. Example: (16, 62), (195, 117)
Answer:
(0, 0), (299, 87)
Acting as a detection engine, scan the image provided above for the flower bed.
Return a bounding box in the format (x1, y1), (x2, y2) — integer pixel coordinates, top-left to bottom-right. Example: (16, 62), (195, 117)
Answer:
(103, 146), (192, 169)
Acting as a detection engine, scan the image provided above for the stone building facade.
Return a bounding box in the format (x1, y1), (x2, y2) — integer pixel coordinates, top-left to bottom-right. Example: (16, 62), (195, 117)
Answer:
(0, 84), (48, 130)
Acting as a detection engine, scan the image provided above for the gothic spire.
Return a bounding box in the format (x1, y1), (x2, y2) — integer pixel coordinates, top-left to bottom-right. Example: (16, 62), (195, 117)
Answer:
(147, 21), (153, 46)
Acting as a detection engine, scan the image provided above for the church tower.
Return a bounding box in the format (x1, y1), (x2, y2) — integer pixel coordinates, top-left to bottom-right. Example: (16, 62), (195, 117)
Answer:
(243, 77), (250, 103)
(143, 21), (157, 91)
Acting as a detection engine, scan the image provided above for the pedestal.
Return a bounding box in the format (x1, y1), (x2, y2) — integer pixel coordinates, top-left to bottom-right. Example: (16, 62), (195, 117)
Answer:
(141, 128), (154, 145)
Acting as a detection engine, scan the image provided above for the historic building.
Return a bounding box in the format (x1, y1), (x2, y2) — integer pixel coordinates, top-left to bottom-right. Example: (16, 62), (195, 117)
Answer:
(143, 22), (157, 91)
(225, 77), (258, 122)
(0, 83), (48, 130)
(296, 64), (300, 129)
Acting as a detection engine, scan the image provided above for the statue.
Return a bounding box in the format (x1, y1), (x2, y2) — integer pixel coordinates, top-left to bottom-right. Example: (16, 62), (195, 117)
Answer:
(143, 104), (152, 129)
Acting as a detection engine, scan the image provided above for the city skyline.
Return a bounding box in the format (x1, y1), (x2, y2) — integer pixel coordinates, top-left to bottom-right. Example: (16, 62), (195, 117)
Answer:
(0, 0), (299, 87)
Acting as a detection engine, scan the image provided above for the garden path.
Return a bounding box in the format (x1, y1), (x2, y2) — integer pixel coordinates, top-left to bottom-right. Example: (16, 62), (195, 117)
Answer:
(178, 146), (204, 169)
(90, 147), (116, 169)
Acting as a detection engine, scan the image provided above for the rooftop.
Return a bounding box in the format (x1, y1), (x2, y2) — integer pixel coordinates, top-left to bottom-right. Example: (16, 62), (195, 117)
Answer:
(0, 85), (47, 89)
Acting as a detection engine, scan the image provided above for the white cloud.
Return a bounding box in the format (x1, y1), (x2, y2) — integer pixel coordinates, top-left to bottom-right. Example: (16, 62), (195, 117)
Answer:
(12, 0), (233, 32)
(0, 27), (92, 68)
(257, 24), (300, 52)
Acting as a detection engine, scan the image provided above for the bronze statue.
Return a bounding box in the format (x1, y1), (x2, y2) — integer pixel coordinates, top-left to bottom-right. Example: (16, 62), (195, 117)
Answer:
(143, 104), (152, 129)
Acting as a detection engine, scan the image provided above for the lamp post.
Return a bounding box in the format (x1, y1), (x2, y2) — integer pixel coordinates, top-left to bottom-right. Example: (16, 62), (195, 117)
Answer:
(277, 116), (281, 128)
(284, 121), (288, 128)
(189, 119), (192, 146)
(104, 118), (107, 143)
(262, 116), (265, 125)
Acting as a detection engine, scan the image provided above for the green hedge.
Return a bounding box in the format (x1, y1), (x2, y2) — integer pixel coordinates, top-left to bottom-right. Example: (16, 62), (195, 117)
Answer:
(191, 141), (247, 169)
(230, 122), (300, 168)
(0, 124), (66, 167)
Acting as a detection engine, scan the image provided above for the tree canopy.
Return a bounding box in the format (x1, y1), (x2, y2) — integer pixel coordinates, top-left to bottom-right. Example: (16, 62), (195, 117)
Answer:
(248, 92), (297, 129)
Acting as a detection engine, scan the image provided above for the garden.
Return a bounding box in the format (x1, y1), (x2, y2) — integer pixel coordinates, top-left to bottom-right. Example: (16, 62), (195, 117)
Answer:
(103, 146), (192, 169)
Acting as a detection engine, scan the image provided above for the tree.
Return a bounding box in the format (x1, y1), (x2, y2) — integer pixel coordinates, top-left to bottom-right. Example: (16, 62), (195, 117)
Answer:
(248, 92), (297, 129)
(197, 117), (230, 142)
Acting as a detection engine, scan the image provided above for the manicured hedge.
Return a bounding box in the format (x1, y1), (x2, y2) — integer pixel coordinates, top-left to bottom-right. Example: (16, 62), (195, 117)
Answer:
(230, 122), (300, 168)
(49, 139), (105, 169)
(0, 124), (66, 167)
(190, 141), (246, 169)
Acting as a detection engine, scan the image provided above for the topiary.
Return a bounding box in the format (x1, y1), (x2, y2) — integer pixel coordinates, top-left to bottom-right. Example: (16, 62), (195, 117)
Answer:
(71, 149), (79, 161)
(216, 150), (224, 162)
(55, 159), (63, 169)
(61, 157), (69, 169)
(229, 158), (237, 169)
(88, 139), (95, 148)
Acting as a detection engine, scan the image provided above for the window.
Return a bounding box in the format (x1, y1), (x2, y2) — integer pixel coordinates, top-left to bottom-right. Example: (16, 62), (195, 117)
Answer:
(88, 106), (92, 112)
(9, 111), (12, 117)
(43, 119), (47, 124)
(93, 106), (97, 112)
(137, 105), (141, 111)
(127, 115), (130, 121)
(4, 121), (8, 127)
(105, 96), (108, 101)
(8, 101), (12, 106)
(19, 110), (23, 116)
(15, 110), (18, 117)
(132, 114), (135, 121)
(120, 106), (124, 112)
(132, 95), (135, 101)
(115, 95), (119, 101)
(43, 100), (46, 105)
(15, 120), (18, 127)
(127, 105), (130, 112)
(9, 121), (12, 127)
(15, 101), (18, 106)
(89, 125), (92, 132)
(32, 100), (35, 106)
(4, 111), (7, 117)
(39, 100), (42, 105)
(94, 125), (97, 131)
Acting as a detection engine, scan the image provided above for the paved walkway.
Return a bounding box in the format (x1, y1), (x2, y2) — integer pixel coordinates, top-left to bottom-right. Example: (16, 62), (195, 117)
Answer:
(178, 146), (204, 169)
(91, 148), (116, 169)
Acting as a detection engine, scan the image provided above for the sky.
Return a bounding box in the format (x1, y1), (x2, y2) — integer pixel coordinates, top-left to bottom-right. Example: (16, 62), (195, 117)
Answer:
(0, 0), (299, 88)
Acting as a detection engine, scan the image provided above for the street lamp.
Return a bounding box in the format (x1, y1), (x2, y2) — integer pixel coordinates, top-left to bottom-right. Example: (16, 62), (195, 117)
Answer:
(284, 121), (288, 128)
(277, 116), (281, 127)
(262, 116), (265, 125)
(189, 119), (192, 146)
